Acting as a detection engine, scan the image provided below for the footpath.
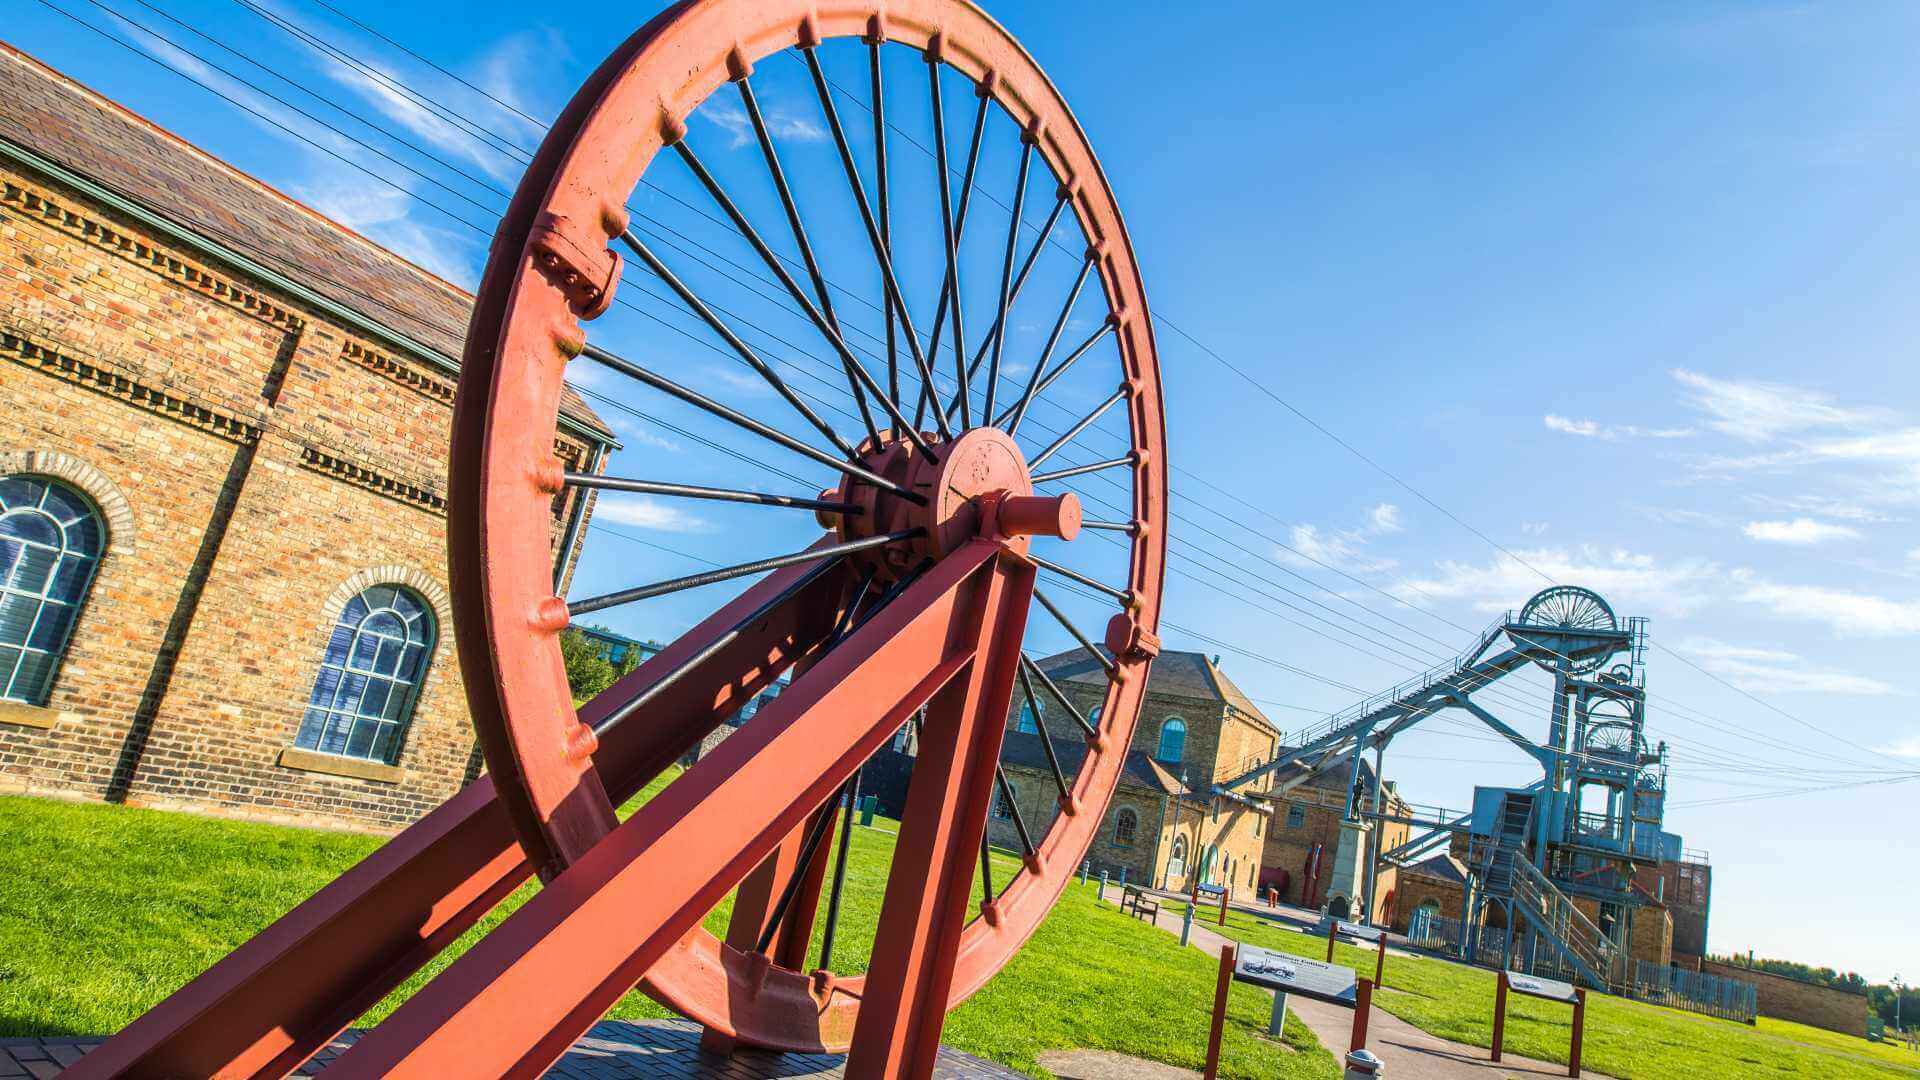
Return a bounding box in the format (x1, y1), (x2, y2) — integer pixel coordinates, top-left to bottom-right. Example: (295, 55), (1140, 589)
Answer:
(1128, 889), (1608, 1079)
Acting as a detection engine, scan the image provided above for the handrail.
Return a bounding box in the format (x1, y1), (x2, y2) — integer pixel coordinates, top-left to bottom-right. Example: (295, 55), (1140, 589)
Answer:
(1280, 611), (1512, 748)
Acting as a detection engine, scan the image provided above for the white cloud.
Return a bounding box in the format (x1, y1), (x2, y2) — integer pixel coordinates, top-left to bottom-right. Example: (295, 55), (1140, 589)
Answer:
(1878, 734), (1920, 759)
(1672, 368), (1881, 442)
(1744, 493), (1896, 524)
(1395, 546), (1723, 617)
(595, 495), (707, 532)
(1277, 504), (1402, 575)
(1521, 521), (1550, 536)
(1909, 548), (1920, 563)
(1734, 578), (1920, 637)
(697, 98), (826, 150)
(1675, 637), (1896, 696)
(1544, 414), (1693, 440)
(1635, 505), (1728, 528)
(1742, 518), (1863, 545)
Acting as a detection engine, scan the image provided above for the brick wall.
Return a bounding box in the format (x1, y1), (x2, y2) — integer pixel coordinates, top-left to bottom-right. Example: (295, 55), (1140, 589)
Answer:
(1699, 961), (1868, 1037)
(0, 157), (602, 831)
(1391, 870), (1467, 931)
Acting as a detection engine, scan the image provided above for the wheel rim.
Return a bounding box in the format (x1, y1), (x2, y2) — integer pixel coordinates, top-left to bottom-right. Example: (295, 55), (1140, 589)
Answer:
(449, 0), (1166, 1053)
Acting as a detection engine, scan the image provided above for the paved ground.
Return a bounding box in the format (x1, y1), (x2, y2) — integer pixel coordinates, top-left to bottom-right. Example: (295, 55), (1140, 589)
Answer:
(0, 1019), (1019, 1079)
(1124, 892), (1610, 1079)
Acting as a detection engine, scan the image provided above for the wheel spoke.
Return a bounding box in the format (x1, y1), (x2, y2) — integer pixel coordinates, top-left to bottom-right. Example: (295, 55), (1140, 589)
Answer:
(993, 316), (1114, 431)
(568, 530), (921, 617)
(994, 765), (1036, 858)
(868, 40), (897, 409)
(818, 768), (859, 971)
(927, 61), (975, 428)
(1031, 454), (1134, 485)
(1021, 653), (1099, 740)
(944, 191), (1072, 427)
(1078, 519), (1139, 534)
(1027, 553), (1130, 605)
(755, 790), (843, 954)
(800, 46), (953, 441)
(565, 474), (860, 515)
(641, 156), (937, 459)
(984, 140), (1034, 424)
(581, 344), (925, 503)
(588, 555), (849, 736)
(1003, 253), (1096, 437)
(732, 78), (882, 443)
(617, 228), (857, 460)
(978, 833), (995, 910)
(1017, 663), (1072, 804)
(1029, 387), (1127, 470)
(917, 88), (991, 428)
(1032, 587), (1119, 679)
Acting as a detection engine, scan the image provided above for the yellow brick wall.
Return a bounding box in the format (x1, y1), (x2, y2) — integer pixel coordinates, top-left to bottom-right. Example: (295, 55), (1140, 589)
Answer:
(0, 161), (596, 831)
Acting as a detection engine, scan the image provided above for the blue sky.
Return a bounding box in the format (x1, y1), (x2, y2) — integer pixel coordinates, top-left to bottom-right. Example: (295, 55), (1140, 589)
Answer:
(10, 1), (1919, 982)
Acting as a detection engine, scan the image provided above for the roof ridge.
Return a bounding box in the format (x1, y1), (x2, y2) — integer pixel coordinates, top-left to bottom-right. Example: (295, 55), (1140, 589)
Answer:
(0, 42), (475, 304)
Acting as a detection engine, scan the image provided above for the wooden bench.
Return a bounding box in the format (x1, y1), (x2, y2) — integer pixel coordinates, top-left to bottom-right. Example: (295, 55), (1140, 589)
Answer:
(1120, 885), (1158, 921)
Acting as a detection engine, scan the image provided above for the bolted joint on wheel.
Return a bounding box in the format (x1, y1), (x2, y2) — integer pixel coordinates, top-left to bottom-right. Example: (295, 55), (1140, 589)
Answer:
(529, 212), (621, 319)
(987, 492), (1081, 542)
(1105, 613), (1161, 661)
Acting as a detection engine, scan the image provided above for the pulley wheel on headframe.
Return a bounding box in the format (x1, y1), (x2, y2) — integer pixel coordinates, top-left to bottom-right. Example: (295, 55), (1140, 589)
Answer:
(430, 0), (1165, 1067)
(1515, 585), (1615, 674)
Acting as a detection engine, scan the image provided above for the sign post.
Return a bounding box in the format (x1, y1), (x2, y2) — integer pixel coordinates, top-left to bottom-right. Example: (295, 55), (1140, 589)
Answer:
(1218, 885), (1230, 927)
(1374, 932), (1388, 988)
(1492, 969), (1588, 1077)
(1202, 945), (1235, 1080)
(1219, 945), (1361, 1054)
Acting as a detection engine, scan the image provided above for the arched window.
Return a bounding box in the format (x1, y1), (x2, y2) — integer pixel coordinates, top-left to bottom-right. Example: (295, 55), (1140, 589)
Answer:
(1088, 704), (1102, 726)
(1114, 807), (1138, 845)
(0, 476), (105, 705)
(1016, 698), (1041, 733)
(297, 584), (435, 763)
(993, 781), (1017, 819)
(1170, 834), (1188, 863)
(1155, 717), (1186, 764)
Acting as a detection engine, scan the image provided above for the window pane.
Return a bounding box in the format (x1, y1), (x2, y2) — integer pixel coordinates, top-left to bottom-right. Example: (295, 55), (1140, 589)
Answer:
(0, 645), (21, 696)
(306, 664), (342, 708)
(10, 546), (57, 593)
(65, 513), (101, 558)
(345, 719), (377, 759)
(373, 637), (403, 676)
(27, 602), (75, 651)
(335, 673), (370, 715)
(362, 678), (394, 717)
(398, 642), (428, 681)
(0, 477), (38, 510)
(11, 649), (55, 702)
(369, 723), (398, 763)
(296, 708), (330, 749)
(364, 586), (396, 612)
(0, 511), (59, 549)
(349, 633), (381, 671)
(0, 591), (41, 644)
(49, 556), (92, 603)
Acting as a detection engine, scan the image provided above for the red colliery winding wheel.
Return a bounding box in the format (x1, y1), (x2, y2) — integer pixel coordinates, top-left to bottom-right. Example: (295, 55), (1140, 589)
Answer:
(77, 1), (1164, 1076)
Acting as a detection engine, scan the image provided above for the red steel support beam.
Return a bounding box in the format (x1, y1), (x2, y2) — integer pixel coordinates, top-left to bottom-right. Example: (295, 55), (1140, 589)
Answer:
(68, 558), (844, 1079)
(322, 543), (1008, 1078)
(1375, 932), (1388, 988)
(1326, 919), (1338, 963)
(843, 549), (1034, 1078)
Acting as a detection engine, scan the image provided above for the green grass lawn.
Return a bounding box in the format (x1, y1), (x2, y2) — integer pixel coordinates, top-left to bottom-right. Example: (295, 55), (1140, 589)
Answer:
(1201, 907), (1919, 1079)
(0, 792), (1337, 1079)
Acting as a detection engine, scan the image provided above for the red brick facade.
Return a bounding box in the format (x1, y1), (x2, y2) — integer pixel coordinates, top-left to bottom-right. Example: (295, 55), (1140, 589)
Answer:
(0, 48), (612, 830)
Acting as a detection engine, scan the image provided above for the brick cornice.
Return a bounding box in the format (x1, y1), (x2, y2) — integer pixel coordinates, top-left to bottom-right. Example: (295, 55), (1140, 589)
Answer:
(296, 444), (447, 516)
(2, 175), (303, 333)
(1, 324), (265, 446)
(339, 338), (455, 407)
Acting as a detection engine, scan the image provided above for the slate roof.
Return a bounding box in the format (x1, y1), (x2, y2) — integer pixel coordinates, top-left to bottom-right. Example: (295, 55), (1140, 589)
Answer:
(0, 44), (611, 442)
(1035, 646), (1278, 734)
(1404, 853), (1469, 887)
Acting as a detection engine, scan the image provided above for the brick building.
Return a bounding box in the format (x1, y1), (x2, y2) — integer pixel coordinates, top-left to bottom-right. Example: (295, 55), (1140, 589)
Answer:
(0, 46), (614, 831)
(1258, 760), (1411, 923)
(1389, 853), (1470, 937)
(974, 648), (1280, 893)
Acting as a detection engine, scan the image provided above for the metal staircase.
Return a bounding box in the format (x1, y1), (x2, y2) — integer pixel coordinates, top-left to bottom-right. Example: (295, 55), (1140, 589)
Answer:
(1470, 793), (1625, 992)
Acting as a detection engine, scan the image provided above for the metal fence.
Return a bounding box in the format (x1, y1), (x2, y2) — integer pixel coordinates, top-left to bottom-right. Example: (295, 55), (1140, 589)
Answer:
(1629, 959), (1757, 1023)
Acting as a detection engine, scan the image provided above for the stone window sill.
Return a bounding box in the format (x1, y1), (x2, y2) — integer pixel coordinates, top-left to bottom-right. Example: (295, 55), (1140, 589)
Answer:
(277, 746), (404, 784)
(0, 701), (65, 730)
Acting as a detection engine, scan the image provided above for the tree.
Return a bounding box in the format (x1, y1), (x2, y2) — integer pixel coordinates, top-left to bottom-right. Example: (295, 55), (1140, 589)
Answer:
(560, 628), (616, 701)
